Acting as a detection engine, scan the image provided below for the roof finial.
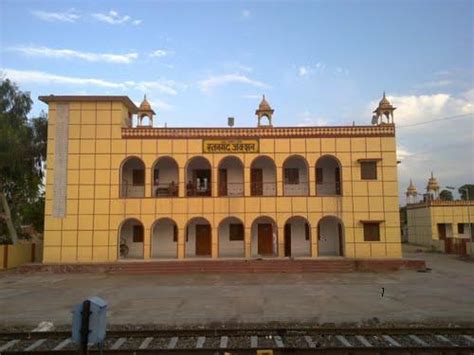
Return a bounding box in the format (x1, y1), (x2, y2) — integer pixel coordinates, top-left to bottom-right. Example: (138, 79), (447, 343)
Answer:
(383, 91), (386, 98)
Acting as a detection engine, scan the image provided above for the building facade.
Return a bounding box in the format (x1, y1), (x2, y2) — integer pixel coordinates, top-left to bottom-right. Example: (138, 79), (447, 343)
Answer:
(40, 94), (402, 263)
(405, 175), (474, 255)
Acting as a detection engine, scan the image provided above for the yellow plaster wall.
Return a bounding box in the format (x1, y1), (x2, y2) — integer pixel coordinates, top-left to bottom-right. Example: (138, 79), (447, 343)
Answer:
(407, 204), (474, 252)
(0, 244), (35, 270)
(43, 100), (402, 263)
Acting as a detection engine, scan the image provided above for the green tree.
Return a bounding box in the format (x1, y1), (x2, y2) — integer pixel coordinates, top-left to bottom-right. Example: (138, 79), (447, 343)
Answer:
(459, 184), (474, 200)
(0, 78), (47, 243)
(439, 189), (453, 201)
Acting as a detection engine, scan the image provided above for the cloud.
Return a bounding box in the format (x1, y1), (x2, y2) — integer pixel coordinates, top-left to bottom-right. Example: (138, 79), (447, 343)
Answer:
(242, 94), (262, 99)
(367, 92), (473, 127)
(9, 45), (138, 64)
(241, 9), (251, 19)
(31, 9), (80, 22)
(297, 62), (326, 77)
(150, 50), (170, 58)
(92, 10), (141, 25)
(367, 90), (474, 202)
(2, 68), (179, 95)
(198, 74), (270, 93)
(297, 110), (329, 126)
(415, 80), (453, 89)
(133, 98), (173, 112)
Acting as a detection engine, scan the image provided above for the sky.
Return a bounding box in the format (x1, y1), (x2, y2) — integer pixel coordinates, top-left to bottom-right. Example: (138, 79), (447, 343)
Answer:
(1, 0), (473, 203)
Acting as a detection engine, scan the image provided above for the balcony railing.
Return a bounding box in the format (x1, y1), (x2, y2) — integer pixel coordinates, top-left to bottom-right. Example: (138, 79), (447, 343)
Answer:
(250, 182), (277, 196)
(219, 182), (244, 197)
(316, 181), (342, 196)
(284, 181), (309, 196)
(153, 183), (179, 197)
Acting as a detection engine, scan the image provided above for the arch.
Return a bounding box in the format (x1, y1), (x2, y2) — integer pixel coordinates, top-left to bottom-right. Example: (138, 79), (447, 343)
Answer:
(317, 215), (345, 256)
(218, 216), (245, 257)
(120, 156), (146, 198)
(150, 218), (178, 258)
(282, 155), (310, 196)
(118, 218), (144, 259)
(315, 155), (342, 196)
(251, 216), (278, 257)
(250, 155), (277, 196)
(185, 217), (212, 258)
(185, 156), (212, 197)
(151, 156), (179, 197)
(217, 156), (244, 197)
(283, 216), (311, 257)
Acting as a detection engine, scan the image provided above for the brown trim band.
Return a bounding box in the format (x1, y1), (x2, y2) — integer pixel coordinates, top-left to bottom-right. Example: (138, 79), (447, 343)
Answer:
(357, 158), (383, 162)
(122, 125), (396, 139)
(360, 220), (385, 224)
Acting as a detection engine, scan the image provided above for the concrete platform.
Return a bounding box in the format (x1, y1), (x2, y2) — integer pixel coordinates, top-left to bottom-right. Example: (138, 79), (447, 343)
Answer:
(0, 245), (472, 328)
(16, 258), (425, 274)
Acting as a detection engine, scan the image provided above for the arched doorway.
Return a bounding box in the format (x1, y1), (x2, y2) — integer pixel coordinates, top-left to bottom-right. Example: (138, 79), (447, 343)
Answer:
(317, 216), (344, 256)
(118, 218), (144, 259)
(218, 156), (244, 196)
(151, 157), (179, 197)
(185, 217), (212, 258)
(151, 218), (178, 258)
(250, 156), (276, 196)
(283, 155), (309, 196)
(251, 216), (278, 257)
(120, 157), (145, 197)
(284, 216), (311, 257)
(218, 217), (245, 257)
(315, 155), (342, 196)
(185, 157), (212, 197)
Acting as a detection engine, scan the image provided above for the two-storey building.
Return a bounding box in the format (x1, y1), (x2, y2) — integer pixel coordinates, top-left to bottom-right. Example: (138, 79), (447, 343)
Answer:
(40, 94), (402, 263)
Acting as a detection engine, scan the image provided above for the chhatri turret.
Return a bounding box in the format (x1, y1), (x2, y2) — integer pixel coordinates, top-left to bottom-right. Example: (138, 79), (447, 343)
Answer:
(137, 95), (156, 127)
(406, 179), (418, 204)
(426, 172), (440, 200)
(256, 95), (274, 127)
(372, 92), (396, 125)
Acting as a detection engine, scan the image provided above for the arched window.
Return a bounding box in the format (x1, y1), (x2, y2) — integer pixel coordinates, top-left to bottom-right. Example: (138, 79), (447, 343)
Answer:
(250, 156), (276, 196)
(315, 155), (342, 196)
(283, 155), (309, 196)
(118, 218), (144, 259)
(151, 157), (179, 197)
(120, 157), (145, 198)
(185, 157), (212, 197)
(218, 156), (244, 196)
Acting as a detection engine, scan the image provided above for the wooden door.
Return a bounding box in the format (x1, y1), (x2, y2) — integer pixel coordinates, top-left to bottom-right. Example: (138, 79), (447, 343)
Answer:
(251, 169), (263, 196)
(195, 224), (211, 256)
(338, 223), (344, 256)
(335, 167), (341, 194)
(438, 224), (446, 240)
(219, 169), (228, 196)
(258, 223), (273, 255)
(284, 223), (291, 257)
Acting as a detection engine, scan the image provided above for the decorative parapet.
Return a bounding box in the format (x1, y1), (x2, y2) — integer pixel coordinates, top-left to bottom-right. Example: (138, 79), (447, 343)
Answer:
(122, 124), (396, 139)
(407, 200), (474, 209)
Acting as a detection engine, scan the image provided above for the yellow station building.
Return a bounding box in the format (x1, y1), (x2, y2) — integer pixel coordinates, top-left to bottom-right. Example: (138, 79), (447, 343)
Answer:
(40, 93), (403, 263)
(405, 175), (474, 255)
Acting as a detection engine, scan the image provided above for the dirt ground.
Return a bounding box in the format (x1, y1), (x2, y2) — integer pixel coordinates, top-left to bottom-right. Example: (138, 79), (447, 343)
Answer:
(0, 244), (472, 330)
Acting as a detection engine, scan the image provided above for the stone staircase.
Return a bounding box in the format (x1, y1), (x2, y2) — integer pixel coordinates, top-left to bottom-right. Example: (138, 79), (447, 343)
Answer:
(16, 258), (425, 274)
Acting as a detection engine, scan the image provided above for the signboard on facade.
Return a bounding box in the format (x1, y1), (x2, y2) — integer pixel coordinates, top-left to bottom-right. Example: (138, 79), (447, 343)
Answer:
(203, 139), (259, 153)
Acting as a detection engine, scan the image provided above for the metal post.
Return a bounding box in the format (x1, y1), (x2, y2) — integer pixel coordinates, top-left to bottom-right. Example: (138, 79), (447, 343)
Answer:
(80, 300), (91, 355)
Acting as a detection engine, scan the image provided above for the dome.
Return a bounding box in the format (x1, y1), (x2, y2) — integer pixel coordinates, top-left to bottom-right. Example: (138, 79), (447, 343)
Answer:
(406, 179), (417, 197)
(259, 95), (272, 111)
(137, 94), (156, 116)
(426, 172), (440, 192)
(139, 96), (152, 111)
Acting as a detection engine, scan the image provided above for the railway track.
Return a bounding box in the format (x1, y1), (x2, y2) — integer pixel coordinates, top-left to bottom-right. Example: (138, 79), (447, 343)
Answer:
(0, 327), (473, 354)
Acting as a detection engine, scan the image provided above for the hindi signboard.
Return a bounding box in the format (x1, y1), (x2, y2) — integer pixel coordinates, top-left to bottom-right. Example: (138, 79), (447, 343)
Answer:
(203, 139), (259, 153)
